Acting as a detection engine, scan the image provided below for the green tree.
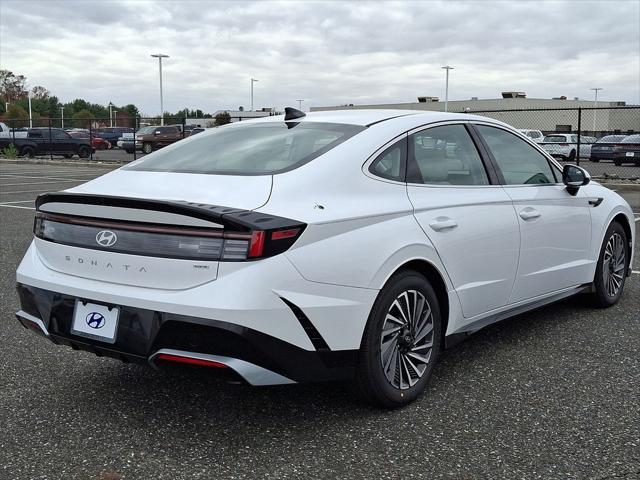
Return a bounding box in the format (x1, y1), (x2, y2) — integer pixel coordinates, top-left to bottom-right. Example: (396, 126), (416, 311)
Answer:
(0, 69), (27, 103)
(3, 103), (29, 128)
(73, 109), (93, 129)
(214, 111), (231, 126)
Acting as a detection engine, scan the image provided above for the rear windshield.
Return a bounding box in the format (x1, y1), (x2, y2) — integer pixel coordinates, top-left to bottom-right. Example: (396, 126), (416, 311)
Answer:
(126, 122), (365, 175)
(597, 135), (626, 143)
(621, 134), (640, 143)
(543, 135), (567, 142)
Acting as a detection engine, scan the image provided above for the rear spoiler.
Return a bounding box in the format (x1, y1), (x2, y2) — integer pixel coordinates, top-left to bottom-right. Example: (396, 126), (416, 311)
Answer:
(36, 192), (303, 233)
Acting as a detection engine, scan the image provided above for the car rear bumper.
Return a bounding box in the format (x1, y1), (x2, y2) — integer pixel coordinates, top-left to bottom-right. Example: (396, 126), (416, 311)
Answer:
(16, 283), (359, 385)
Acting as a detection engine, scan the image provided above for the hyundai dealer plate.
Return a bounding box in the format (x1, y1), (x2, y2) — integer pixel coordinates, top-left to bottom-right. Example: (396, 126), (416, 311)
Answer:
(71, 301), (119, 343)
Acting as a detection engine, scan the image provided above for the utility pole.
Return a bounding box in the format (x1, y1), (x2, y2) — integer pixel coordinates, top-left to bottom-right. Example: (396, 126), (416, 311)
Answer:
(108, 102), (114, 128)
(113, 110), (118, 127)
(151, 53), (170, 125)
(590, 87), (603, 134)
(441, 66), (454, 112)
(60, 106), (65, 129)
(251, 78), (258, 111)
(296, 99), (304, 111)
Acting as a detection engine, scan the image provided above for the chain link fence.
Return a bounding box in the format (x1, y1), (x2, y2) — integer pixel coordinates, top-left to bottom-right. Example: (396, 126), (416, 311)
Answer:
(449, 106), (640, 181)
(1, 107), (639, 180)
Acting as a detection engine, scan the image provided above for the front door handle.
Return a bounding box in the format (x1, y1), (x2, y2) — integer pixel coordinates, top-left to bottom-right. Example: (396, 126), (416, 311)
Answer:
(519, 207), (541, 220)
(429, 217), (458, 231)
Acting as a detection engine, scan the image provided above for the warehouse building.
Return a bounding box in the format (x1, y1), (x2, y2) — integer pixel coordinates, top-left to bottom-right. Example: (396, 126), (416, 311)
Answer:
(311, 92), (639, 135)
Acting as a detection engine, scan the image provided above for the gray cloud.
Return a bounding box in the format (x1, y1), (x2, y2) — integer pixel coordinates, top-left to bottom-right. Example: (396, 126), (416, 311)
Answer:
(1, 0), (638, 115)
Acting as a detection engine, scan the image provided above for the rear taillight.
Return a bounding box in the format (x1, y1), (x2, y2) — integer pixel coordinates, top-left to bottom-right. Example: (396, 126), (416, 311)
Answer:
(560, 143), (569, 147)
(33, 212), (305, 262)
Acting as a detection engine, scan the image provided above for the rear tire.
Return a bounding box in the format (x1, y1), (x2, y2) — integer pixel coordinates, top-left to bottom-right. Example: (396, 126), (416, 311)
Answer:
(63, 154), (73, 159)
(78, 146), (91, 159)
(613, 160), (622, 166)
(592, 222), (628, 307)
(125, 149), (134, 154)
(591, 158), (599, 163)
(356, 270), (442, 408)
(20, 146), (35, 158)
(568, 149), (576, 162)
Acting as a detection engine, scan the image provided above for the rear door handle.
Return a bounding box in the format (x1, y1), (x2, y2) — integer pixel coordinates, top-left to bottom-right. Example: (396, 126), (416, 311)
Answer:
(429, 217), (458, 231)
(519, 207), (541, 220)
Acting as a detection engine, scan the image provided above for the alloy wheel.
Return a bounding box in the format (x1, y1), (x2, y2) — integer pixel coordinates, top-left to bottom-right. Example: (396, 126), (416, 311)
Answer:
(380, 290), (434, 390)
(603, 232), (626, 297)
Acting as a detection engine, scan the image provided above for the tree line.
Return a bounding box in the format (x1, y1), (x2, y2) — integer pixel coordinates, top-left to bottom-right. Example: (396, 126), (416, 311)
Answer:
(0, 69), (229, 129)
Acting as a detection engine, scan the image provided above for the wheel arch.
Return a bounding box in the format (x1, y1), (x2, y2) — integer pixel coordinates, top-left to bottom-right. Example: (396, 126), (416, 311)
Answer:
(609, 212), (634, 275)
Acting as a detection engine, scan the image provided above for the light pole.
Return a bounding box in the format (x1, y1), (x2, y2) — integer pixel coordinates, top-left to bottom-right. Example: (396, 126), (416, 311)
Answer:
(28, 91), (33, 128)
(60, 106), (65, 129)
(441, 66), (454, 112)
(108, 102), (114, 128)
(590, 87), (603, 134)
(251, 78), (258, 111)
(113, 110), (118, 127)
(151, 53), (170, 125)
(296, 99), (304, 111)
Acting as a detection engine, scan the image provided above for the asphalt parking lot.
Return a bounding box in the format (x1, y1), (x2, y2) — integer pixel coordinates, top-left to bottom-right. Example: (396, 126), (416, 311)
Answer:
(1, 162), (639, 480)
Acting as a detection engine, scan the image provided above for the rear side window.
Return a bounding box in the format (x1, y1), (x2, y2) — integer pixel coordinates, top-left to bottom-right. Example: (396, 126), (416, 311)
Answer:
(543, 135), (566, 142)
(369, 138), (406, 181)
(477, 125), (556, 185)
(127, 122), (365, 175)
(408, 125), (489, 186)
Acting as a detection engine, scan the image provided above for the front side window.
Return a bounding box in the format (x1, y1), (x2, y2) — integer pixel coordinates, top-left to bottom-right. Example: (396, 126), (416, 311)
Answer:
(408, 125), (489, 185)
(52, 129), (70, 139)
(477, 125), (556, 185)
(127, 122), (365, 175)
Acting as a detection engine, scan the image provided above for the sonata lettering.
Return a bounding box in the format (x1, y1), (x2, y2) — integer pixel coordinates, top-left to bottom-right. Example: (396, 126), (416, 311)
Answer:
(64, 256), (148, 273)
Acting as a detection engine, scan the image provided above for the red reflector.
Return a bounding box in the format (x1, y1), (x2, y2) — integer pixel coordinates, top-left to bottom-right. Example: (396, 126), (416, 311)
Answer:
(156, 353), (227, 368)
(248, 230), (266, 258)
(271, 228), (300, 241)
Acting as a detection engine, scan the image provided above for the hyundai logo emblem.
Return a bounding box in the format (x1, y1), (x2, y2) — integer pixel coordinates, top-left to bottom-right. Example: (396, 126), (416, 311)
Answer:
(96, 230), (118, 247)
(86, 312), (106, 329)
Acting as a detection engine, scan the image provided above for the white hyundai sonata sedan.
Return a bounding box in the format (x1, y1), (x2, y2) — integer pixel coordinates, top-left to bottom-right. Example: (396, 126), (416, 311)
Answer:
(15, 108), (635, 407)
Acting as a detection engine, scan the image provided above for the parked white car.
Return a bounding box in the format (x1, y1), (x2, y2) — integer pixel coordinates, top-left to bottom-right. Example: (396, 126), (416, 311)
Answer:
(0, 122), (28, 139)
(541, 133), (596, 160)
(16, 109), (635, 407)
(518, 129), (544, 143)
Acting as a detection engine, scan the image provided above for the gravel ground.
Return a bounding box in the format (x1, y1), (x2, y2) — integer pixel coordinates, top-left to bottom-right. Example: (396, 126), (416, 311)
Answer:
(0, 163), (638, 480)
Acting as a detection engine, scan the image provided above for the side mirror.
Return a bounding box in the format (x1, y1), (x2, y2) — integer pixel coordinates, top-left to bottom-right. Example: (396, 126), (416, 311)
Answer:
(563, 164), (590, 195)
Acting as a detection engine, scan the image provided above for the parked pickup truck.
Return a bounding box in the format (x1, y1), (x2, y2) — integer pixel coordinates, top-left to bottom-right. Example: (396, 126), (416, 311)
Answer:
(541, 134), (596, 161)
(0, 122), (28, 139)
(136, 125), (184, 154)
(0, 127), (93, 158)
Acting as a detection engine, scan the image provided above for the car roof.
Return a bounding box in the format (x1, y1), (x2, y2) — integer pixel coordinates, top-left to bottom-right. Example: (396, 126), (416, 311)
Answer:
(254, 109), (505, 127)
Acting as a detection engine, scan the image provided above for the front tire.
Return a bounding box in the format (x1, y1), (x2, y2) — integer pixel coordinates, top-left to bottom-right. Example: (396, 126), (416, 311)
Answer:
(356, 270), (442, 408)
(592, 222), (628, 307)
(142, 142), (154, 154)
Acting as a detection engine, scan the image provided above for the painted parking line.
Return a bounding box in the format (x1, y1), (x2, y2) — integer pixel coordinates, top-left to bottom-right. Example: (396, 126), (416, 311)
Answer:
(0, 180), (90, 187)
(0, 172), (102, 182)
(0, 204), (35, 210)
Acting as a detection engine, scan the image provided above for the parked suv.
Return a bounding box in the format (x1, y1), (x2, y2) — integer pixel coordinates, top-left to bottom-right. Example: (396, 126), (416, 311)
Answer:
(590, 135), (632, 163)
(136, 126), (183, 154)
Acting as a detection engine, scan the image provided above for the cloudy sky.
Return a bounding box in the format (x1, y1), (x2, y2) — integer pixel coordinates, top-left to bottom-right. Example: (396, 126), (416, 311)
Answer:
(1, 0), (638, 115)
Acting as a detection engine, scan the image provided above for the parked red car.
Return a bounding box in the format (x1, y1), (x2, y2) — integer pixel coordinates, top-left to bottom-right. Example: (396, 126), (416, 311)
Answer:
(68, 131), (111, 150)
